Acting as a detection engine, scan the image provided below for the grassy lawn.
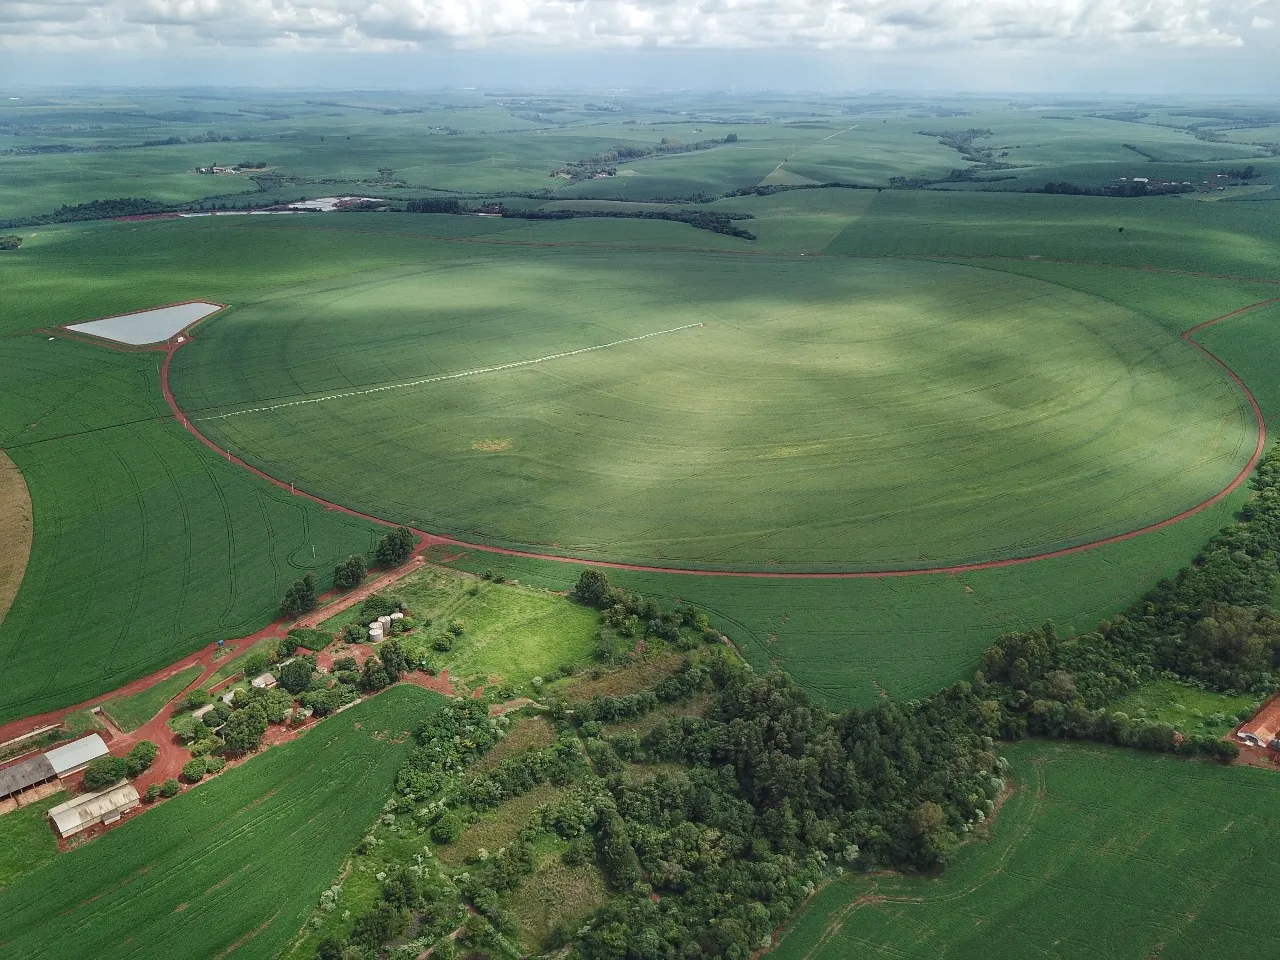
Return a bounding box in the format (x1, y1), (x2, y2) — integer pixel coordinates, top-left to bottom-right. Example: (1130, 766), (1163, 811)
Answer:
(0, 792), (66, 889)
(773, 742), (1280, 960)
(102, 664), (204, 732)
(1113, 679), (1258, 737)
(0, 685), (440, 960)
(323, 566), (598, 689)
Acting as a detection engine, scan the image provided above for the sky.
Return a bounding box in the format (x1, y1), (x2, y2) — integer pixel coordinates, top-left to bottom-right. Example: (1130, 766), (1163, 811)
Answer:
(1, 0), (1278, 93)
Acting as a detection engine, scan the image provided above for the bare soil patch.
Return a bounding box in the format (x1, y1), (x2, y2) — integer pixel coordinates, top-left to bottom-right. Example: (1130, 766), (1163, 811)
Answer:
(0, 451), (32, 627)
(471, 438), (512, 452)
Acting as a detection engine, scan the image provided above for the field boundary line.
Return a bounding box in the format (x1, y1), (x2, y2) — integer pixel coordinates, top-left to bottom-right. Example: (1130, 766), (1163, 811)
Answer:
(151, 297), (1271, 580)
(191, 322), (704, 421)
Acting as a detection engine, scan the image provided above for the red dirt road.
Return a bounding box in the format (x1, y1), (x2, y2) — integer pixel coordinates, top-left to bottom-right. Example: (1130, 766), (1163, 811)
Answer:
(154, 297), (1272, 581)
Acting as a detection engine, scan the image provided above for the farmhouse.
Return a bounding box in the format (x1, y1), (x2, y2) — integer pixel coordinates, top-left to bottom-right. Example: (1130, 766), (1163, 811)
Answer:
(251, 672), (277, 689)
(45, 734), (110, 776)
(47, 783), (140, 838)
(1235, 697), (1280, 749)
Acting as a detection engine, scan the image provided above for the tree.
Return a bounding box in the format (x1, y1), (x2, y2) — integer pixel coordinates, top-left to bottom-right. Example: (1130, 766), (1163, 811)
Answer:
(160, 778), (181, 798)
(430, 812), (463, 844)
(182, 758), (208, 783)
(280, 573), (317, 617)
(222, 703), (269, 754)
(182, 687), (212, 711)
(360, 657), (390, 692)
(334, 554), (368, 590)
(378, 639), (409, 679)
(143, 783), (161, 803)
(0, 235), (21, 251)
(375, 526), (415, 568)
(125, 740), (158, 777)
(279, 658), (315, 695)
(572, 569), (612, 607)
(81, 755), (129, 791)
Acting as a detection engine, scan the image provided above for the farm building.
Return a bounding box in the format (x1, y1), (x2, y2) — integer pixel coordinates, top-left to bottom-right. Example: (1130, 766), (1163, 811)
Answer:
(192, 703), (215, 720)
(45, 734), (109, 776)
(251, 672), (277, 689)
(1236, 698), (1280, 749)
(47, 783), (140, 838)
(0, 754), (57, 801)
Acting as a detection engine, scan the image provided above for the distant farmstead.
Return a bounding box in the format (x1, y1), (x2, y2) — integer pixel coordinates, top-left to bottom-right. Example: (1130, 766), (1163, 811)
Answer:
(47, 783), (140, 838)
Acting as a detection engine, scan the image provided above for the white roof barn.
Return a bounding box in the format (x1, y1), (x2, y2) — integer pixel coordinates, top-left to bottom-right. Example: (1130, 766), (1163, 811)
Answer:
(45, 735), (109, 776)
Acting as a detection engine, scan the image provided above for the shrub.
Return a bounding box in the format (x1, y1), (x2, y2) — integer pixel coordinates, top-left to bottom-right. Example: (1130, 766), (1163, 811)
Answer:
(182, 758), (208, 782)
(81, 755), (129, 791)
(160, 778), (180, 798)
(359, 593), (401, 621)
(0, 235), (21, 251)
(143, 783), (161, 803)
(448, 620), (465, 637)
(286, 628), (332, 652)
(432, 634), (454, 653)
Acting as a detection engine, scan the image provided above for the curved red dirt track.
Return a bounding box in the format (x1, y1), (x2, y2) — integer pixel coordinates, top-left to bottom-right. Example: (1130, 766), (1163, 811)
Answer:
(155, 298), (1274, 581)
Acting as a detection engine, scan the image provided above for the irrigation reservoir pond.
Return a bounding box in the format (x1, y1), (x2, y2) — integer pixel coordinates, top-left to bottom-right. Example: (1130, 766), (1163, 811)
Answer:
(66, 302), (223, 345)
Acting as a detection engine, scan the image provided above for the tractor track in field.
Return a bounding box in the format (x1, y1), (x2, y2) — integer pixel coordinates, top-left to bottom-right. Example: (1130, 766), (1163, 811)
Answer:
(142, 293), (1274, 581)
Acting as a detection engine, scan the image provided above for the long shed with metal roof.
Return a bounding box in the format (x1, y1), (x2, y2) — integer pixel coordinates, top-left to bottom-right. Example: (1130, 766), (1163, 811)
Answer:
(47, 783), (139, 838)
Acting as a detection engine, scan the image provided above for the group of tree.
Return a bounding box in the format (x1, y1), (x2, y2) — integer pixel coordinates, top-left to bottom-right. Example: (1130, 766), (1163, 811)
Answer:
(80, 740), (158, 791)
(280, 573), (317, 617)
(1, 197), (168, 230)
(550, 134), (739, 181)
(1032, 179), (1194, 197)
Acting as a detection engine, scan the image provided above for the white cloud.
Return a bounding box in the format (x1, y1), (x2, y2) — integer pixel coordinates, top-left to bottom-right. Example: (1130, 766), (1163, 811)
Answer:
(0, 0), (1276, 51)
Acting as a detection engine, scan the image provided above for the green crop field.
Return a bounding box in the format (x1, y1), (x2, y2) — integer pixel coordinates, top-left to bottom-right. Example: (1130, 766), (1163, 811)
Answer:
(102, 664), (203, 732)
(0, 685), (439, 960)
(320, 566), (598, 688)
(6, 94), (1280, 724)
(0, 331), (381, 725)
(172, 232), (1254, 571)
(0, 791), (66, 889)
(772, 743), (1280, 960)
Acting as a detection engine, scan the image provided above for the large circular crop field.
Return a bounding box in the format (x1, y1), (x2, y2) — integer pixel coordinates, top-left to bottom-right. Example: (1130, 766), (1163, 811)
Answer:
(171, 251), (1255, 571)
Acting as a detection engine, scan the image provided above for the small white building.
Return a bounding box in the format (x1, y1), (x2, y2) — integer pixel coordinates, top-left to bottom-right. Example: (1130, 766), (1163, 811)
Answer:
(48, 783), (140, 838)
(251, 672), (277, 690)
(45, 735), (109, 777)
(191, 703), (215, 720)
